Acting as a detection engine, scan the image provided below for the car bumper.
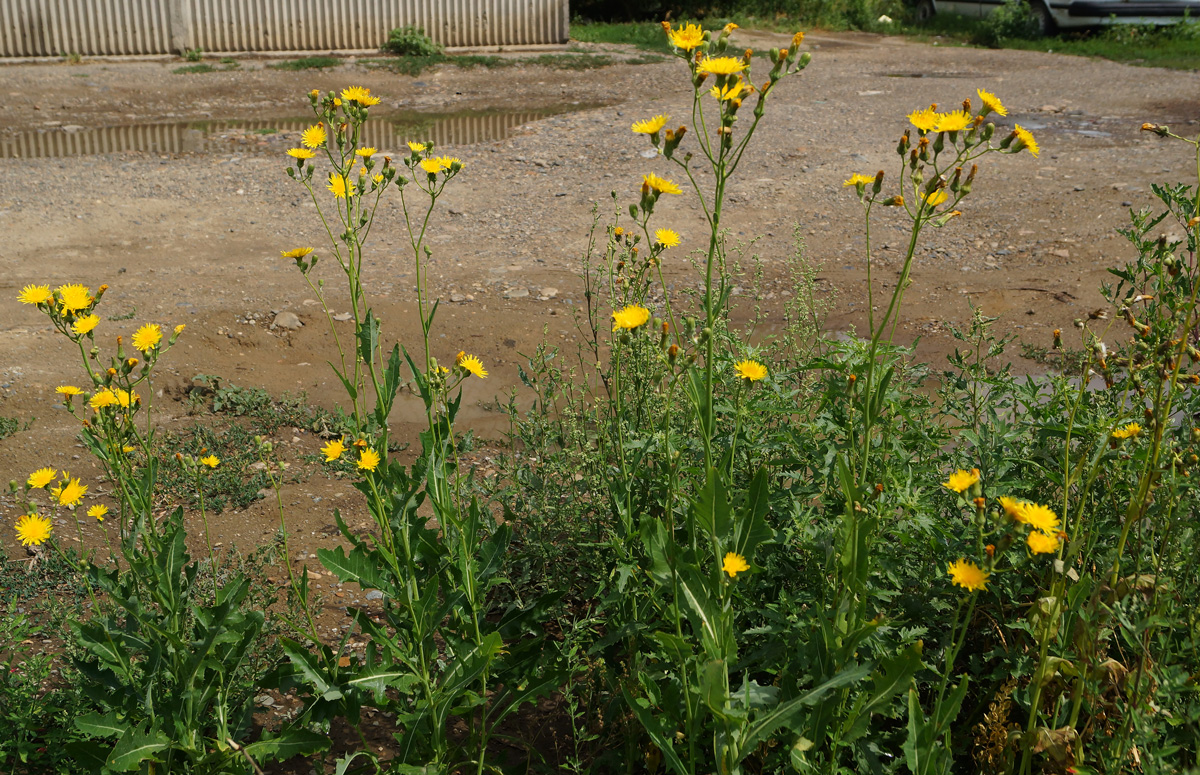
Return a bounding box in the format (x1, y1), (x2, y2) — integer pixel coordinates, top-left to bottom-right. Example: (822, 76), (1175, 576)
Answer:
(1066, 0), (1200, 16)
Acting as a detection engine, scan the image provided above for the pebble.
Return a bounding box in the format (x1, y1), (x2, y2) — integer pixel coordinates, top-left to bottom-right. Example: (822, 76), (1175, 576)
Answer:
(332, 312), (353, 322)
(504, 287), (529, 299)
(366, 590), (384, 600)
(272, 311), (302, 330)
(255, 694), (275, 707)
(539, 287), (558, 299)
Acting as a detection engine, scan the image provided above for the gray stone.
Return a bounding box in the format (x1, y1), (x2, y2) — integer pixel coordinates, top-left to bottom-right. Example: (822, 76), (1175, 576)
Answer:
(539, 287), (558, 299)
(332, 312), (352, 322)
(366, 590), (384, 600)
(504, 287), (529, 299)
(273, 311), (303, 330)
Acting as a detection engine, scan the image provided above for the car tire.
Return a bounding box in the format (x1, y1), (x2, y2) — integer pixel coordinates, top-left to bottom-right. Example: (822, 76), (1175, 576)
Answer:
(1031, 0), (1056, 36)
(915, 0), (936, 23)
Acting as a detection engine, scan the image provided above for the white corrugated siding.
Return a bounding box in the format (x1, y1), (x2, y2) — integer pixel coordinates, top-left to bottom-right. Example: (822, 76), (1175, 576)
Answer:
(0, 0), (568, 56)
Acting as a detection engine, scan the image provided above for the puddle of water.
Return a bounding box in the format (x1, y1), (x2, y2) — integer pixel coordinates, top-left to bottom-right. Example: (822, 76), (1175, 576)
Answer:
(0, 105), (589, 159)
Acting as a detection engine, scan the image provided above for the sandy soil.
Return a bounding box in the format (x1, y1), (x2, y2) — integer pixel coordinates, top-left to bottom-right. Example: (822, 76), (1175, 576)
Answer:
(1, 30), (1198, 581)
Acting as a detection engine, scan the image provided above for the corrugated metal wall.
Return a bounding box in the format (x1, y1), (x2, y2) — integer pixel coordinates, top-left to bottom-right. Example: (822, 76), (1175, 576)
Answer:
(0, 0), (568, 57)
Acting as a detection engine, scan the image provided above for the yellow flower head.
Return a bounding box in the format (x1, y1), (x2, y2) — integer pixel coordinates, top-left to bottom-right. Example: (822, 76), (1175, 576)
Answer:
(843, 174), (875, 188)
(407, 141), (427, 153)
(419, 158), (444, 174)
(15, 514), (52, 547)
(27, 468), (56, 489)
(322, 438), (346, 462)
(1112, 422), (1142, 440)
(132, 323), (162, 352)
(933, 109), (971, 133)
(114, 389), (137, 408)
(373, 173), (384, 184)
(710, 79), (746, 102)
(57, 284), (93, 313)
(454, 352), (489, 378)
(734, 360), (768, 381)
(1027, 530), (1060, 555)
(632, 114), (668, 134)
(698, 56), (747, 76)
(907, 106), (939, 132)
(18, 284), (53, 305)
(666, 22), (705, 51)
(89, 389), (118, 410)
(976, 88), (1007, 117)
(1013, 125), (1039, 157)
(286, 148), (316, 160)
(52, 476), (88, 507)
(340, 86), (381, 106)
(328, 173), (353, 198)
(56, 385), (83, 397)
(998, 495), (1026, 521)
(921, 189), (949, 208)
(643, 173), (682, 195)
(281, 247), (315, 259)
(655, 228), (681, 248)
(792, 31), (805, 47)
(358, 447), (381, 472)
(356, 147), (377, 157)
(200, 455), (219, 468)
(948, 558), (988, 592)
(612, 305), (651, 331)
(1018, 503), (1060, 533)
(722, 552), (750, 578)
(174, 324), (186, 335)
(88, 504), (109, 522)
(433, 155), (462, 170)
(72, 314), (100, 335)
(301, 123), (327, 149)
(942, 468), (980, 494)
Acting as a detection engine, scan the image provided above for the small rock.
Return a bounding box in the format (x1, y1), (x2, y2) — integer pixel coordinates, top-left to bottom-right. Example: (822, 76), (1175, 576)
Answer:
(639, 149), (658, 158)
(255, 694), (275, 707)
(366, 590), (384, 600)
(539, 287), (558, 299)
(1072, 185), (1085, 192)
(273, 311), (303, 330)
(332, 312), (352, 322)
(1050, 249), (1070, 259)
(504, 287), (529, 299)
(450, 292), (466, 303)
(61, 124), (84, 133)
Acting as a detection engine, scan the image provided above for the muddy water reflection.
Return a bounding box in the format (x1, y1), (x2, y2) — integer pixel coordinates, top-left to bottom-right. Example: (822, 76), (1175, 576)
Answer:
(0, 107), (584, 159)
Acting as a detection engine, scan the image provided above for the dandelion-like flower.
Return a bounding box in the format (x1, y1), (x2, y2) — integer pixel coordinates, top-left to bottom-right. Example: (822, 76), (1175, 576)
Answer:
(933, 109), (971, 133)
(322, 439), (345, 462)
(356, 147), (377, 157)
(734, 360), (768, 381)
(1018, 503), (1060, 533)
(358, 448), (381, 472)
(132, 323), (162, 352)
(723, 552), (750, 578)
(419, 158), (444, 174)
(942, 468), (980, 493)
(52, 476), (87, 507)
(88, 504), (108, 522)
(90, 389), (118, 410)
(15, 514), (52, 547)
(921, 189), (949, 208)
(27, 468), (56, 489)
(72, 314), (100, 335)
(843, 174), (874, 188)
(433, 155), (462, 170)
(976, 88), (1007, 117)
(281, 247), (315, 259)
(710, 80), (746, 101)
(328, 173), (353, 198)
(340, 86), (381, 106)
(114, 389), (137, 408)
(55, 385), (83, 397)
(948, 558), (988, 592)
(998, 496), (1026, 521)
(57, 284), (92, 313)
(407, 141), (427, 152)
(643, 173), (682, 195)
(18, 284), (53, 305)
(200, 455), (220, 468)
(698, 56), (747, 76)
(286, 148), (316, 160)
(174, 324), (186, 335)
(907, 106), (939, 132)
(655, 228), (680, 248)
(454, 352), (489, 378)
(612, 305), (651, 331)
(1112, 422), (1141, 440)
(301, 123), (327, 149)
(632, 115), (668, 134)
(1013, 125), (1039, 157)
(666, 22), (705, 51)
(1027, 530), (1060, 555)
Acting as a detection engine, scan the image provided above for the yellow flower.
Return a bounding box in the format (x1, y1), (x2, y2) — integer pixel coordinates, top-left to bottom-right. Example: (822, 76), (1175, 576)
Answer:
(998, 496), (1026, 521)
(132, 323), (162, 352)
(18, 284), (53, 305)
(666, 22), (705, 51)
(976, 88), (1007, 117)
(456, 352), (489, 378)
(1112, 422), (1142, 440)
(933, 109), (971, 133)
(89, 389), (118, 410)
(698, 56), (747, 75)
(57, 284), (92, 313)
(1027, 530), (1060, 555)
(322, 439), (346, 462)
(15, 514), (52, 547)
(56, 385), (83, 397)
(1013, 125), (1039, 157)
(72, 313), (100, 335)
(52, 476), (88, 507)
(948, 558), (988, 592)
(407, 141), (427, 152)
(632, 115), (668, 134)
(356, 147), (377, 157)
(373, 173), (384, 184)
(281, 247), (315, 259)
(710, 80), (746, 101)
(843, 174), (874, 188)
(908, 106), (939, 132)
(722, 552), (750, 578)
(655, 228), (681, 248)
(200, 455), (219, 468)
(921, 189), (949, 207)
(27, 468), (56, 489)
(433, 155), (462, 170)
(328, 173), (353, 198)
(643, 173), (682, 195)
(174, 324), (186, 335)
(734, 360), (768, 381)
(340, 86), (381, 106)
(419, 158), (444, 174)
(358, 448), (381, 472)
(792, 31), (805, 47)
(612, 305), (651, 331)
(1019, 503), (1060, 533)
(88, 504), (109, 522)
(286, 148), (316, 160)
(301, 123), (327, 148)
(114, 389), (137, 408)
(942, 468), (980, 494)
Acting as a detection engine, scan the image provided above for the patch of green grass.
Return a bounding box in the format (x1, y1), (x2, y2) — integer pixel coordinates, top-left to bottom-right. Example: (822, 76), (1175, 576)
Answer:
(523, 53), (615, 69)
(173, 63), (216, 74)
(252, 128), (277, 135)
(570, 21), (673, 52)
(269, 55), (341, 71)
(0, 416), (30, 442)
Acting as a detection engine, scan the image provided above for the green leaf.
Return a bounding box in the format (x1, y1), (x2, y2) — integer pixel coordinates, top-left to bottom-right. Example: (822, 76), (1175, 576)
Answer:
(344, 665), (419, 700)
(74, 710), (127, 739)
(242, 728), (331, 763)
(357, 309), (381, 367)
(840, 642), (924, 744)
(280, 637), (332, 696)
(105, 725), (169, 772)
(740, 662), (872, 754)
(622, 685), (691, 775)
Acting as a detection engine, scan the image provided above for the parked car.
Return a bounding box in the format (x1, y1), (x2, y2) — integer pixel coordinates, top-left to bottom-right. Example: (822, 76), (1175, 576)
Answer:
(913, 0), (1200, 35)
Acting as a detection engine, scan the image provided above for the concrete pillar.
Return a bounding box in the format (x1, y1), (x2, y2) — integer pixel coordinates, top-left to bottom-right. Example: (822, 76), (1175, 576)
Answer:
(167, 0), (191, 54)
